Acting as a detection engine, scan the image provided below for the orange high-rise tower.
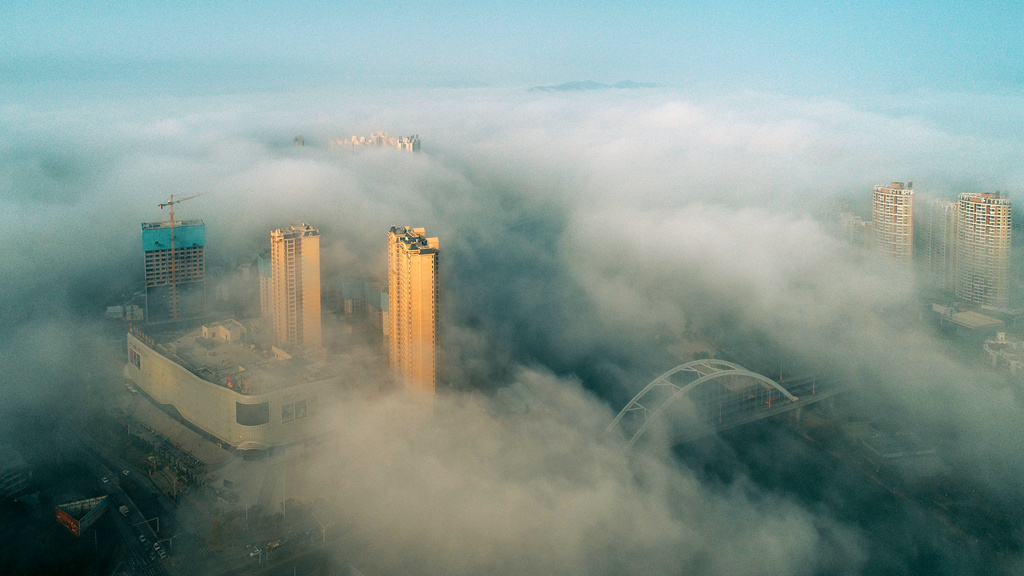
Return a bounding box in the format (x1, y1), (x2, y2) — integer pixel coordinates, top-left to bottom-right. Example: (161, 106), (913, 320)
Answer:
(387, 226), (439, 395)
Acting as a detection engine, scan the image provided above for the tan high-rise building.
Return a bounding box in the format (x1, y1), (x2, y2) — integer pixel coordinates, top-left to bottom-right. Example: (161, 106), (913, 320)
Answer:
(872, 182), (914, 263)
(270, 224), (321, 347)
(388, 226), (439, 395)
(956, 193), (1012, 309)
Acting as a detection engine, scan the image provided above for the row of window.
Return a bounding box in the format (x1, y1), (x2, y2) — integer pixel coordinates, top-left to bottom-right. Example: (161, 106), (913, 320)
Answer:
(281, 400), (308, 423)
(146, 249), (203, 258)
(235, 399), (312, 426)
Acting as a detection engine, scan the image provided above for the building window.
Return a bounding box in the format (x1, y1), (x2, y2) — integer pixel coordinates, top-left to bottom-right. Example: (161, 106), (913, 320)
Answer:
(129, 346), (141, 370)
(281, 400), (308, 423)
(236, 402), (270, 426)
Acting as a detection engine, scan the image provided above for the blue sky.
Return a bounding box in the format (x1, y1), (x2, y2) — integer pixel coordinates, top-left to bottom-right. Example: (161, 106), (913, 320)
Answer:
(3, 0), (1021, 93)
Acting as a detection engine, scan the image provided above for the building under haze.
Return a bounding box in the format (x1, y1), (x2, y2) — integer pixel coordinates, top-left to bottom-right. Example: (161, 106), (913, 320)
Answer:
(258, 250), (273, 321)
(270, 224), (322, 347)
(920, 197), (958, 293)
(124, 320), (340, 451)
(387, 226), (439, 395)
(872, 182), (914, 263)
(956, 192), (1012, 309)
(142, 219), (207, 324)
(331, 131), (421, 151)
(0, 446), (32, 498)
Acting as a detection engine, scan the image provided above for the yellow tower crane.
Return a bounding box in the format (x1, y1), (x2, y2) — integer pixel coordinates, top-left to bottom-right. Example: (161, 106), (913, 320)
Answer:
(158, 193), (204, 320)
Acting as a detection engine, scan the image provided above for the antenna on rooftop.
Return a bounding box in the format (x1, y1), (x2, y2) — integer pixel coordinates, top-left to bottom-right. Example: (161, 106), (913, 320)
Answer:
(158, 193), (205, 320)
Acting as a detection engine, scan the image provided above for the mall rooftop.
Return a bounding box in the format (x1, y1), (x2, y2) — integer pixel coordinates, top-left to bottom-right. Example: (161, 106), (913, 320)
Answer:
(143, 319), (335, 395)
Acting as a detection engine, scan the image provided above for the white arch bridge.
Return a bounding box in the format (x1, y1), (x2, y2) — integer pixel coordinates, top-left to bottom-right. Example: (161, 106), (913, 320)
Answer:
(608, 359), (840, 448)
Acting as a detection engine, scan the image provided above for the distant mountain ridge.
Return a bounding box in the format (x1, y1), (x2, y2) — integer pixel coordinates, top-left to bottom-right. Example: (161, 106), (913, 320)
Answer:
(528, 80), (659, 92)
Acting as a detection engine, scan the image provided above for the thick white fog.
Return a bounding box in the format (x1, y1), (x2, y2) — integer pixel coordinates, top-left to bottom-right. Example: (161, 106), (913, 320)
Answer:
(2, 86), (1023, 574)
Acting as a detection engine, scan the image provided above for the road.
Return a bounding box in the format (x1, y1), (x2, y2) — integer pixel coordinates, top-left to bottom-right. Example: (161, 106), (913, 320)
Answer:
(55, 421), (171, 576)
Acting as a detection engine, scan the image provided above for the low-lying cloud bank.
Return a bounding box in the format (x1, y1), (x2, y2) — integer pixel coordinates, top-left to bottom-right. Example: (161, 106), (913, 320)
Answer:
(2, 85), (1022, 573)
(309, 370), (863, 576)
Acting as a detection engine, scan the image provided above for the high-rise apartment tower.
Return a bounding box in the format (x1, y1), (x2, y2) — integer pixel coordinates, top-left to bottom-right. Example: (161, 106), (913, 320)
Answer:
(956, 193), (1012, 309)
(920, 198), (958, 293)
(387, 226), (439, 395)
(270, 224), (322, 347)
(257, 250), (272, 322)
(872, 182), (914, 263)
(142, 219), (206, 323)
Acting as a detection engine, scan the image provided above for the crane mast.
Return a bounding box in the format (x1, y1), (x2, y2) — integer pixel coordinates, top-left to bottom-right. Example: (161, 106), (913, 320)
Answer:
(157, 193), (203, 320)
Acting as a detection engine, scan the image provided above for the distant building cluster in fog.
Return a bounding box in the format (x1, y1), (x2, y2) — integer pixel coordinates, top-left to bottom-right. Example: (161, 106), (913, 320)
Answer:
(842, 181), (1014, 311)
(330, 131), (421, 151)
(335, 278), (390, 337)
(919, 191), (1013, 310)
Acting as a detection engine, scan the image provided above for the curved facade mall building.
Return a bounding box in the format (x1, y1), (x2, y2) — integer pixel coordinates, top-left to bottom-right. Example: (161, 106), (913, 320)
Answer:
(123, 322), (338, 451)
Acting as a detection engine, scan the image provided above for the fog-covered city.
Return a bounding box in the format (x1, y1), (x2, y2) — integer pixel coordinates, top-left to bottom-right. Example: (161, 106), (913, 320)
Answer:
(2, 2), (1024, 575)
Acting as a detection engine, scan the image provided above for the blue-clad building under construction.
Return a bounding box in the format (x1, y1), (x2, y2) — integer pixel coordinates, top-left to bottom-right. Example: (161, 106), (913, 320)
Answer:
(142, 219), (207, 324)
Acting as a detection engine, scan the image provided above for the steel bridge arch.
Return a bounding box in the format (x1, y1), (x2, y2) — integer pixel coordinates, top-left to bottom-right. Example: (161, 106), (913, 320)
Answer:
(609, 359), (798, 449)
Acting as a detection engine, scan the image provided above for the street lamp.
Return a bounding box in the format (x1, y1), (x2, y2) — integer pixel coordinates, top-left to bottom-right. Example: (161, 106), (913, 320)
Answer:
(311, 510), (326, 544)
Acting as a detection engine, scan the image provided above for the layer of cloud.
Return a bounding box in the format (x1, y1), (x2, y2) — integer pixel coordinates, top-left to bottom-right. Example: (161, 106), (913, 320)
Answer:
(305, 370), (863, 576)
(2, 85), (1022, 573)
